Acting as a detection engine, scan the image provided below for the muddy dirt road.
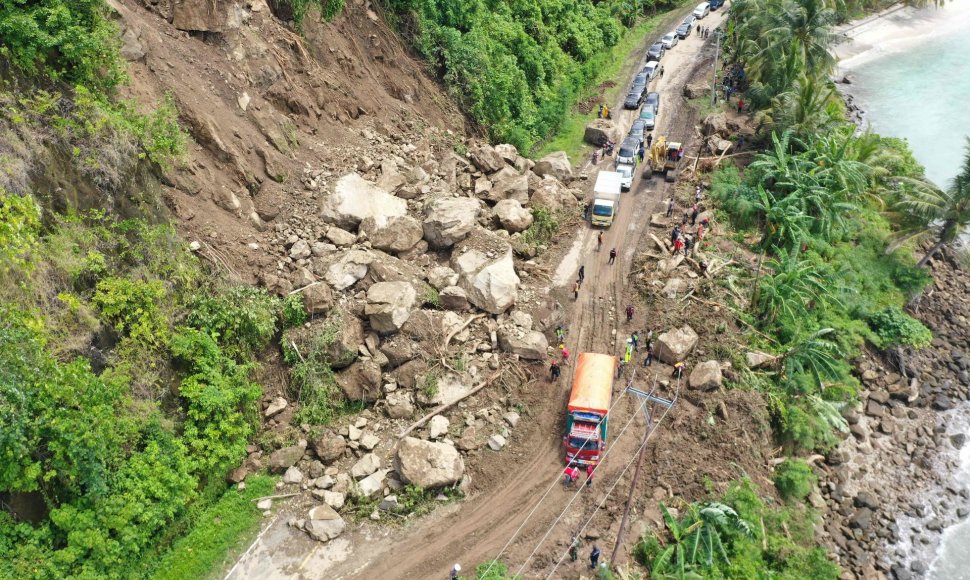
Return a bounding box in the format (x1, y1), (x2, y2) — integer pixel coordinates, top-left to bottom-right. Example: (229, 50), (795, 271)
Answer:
(228, 8), (731, 580)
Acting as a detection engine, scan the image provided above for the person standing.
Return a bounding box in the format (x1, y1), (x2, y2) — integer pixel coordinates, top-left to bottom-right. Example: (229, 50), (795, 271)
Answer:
(673, 237), (684, 255)
(647, 133), (653, 147)
(682, 211), (689, 226)
(550, 360), (561, 381)
(643, 341), (654, 366)
(666, 197), (674, 217)
(625, 304), (634, 323)
(590, 546), (601, 569)
(574, 279), (581, 300)
(561, 345), (570, 363)
(569, 536), (581, 562)
(608, 247), (617, 265)
(556, 325), (565, 343)
(738, 98), (745, 113)
(586, 465), (595, 488)
(450, 564), (461, 580)
(683, 236), (693, 257)
(690, 203), (699, 225)
(670, 224), (681, 244)
(638, 144), (645, 164)
(578, 265), (585, 283)
(673, 361), (686, 380)
(632, 331), (640, 351)
(597, 231), (604, 250)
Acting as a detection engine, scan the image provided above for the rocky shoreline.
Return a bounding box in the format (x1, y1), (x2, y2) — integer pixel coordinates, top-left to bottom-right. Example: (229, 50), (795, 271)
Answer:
(816, 250), (970, 579)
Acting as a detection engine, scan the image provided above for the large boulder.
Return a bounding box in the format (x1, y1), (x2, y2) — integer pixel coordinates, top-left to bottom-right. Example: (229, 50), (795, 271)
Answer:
(305, 504), (346, 542)
(530, 176), (572, 213)
(423, 197), (482, 249)
(493, 199), (534, 233)
(439, 286), (469, 311)
(336, 360), (382, 402)
(702, 112), (730, 138)
(395, 437), (466, 489)
(656, 325), (699, 364)
(350, 453), (381, 479)
(746, 351), (777, 369)
(324, 249), (375, 291)
(267, 442), (307, 473)
(688, 361), (723, 390)
(451, 228), (520, 314)
(301, 283), (334, 315)
(584, 119), (620, 146)
(321, 173), (407, 231)
(486, 167), (529, 204)
(494, 143), (519, 162)
(497, 324), (549, 360)
(365, 281), (417, 334)
(683, 83), (711, 99)
(533, 151), (572, 183)
(469, 144), (506, 173)
(385, 390), (415, 419)
(313, 432), (346, 463)
(360, 215), (424, 254)
(287, 311), (363, 369)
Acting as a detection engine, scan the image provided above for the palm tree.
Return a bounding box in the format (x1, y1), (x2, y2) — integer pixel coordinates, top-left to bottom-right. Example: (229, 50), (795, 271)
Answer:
(753, 244), (834, 326)
(652, 501), (754, 576)
(652, 503), (704, 578)
(751, 185), (812, 251)
(769, 76), (840, 139)
(775, 327), (843, 390)
(890, 138), (970, 267)
(761, 0), (840, 77)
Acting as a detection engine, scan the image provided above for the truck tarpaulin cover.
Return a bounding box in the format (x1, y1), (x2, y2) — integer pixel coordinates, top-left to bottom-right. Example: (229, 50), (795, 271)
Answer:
(567, 353), (616, 414)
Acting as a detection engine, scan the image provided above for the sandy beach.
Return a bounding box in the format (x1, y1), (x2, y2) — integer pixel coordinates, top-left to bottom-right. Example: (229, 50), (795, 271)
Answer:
(836, 0), (970, 72)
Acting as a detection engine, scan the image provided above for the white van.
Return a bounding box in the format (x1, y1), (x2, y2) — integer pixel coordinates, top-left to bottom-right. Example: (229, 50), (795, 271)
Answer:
(693, 2), (710, 19)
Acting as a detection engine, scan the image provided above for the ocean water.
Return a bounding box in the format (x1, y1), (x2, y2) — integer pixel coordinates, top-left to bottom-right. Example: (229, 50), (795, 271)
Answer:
(845, 26), (970, 188)
(837, 9), (970, 578)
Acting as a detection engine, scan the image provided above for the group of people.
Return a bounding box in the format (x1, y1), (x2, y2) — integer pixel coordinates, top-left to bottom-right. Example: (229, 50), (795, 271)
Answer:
(696, 24), (713, 38)
(562, 463), (596, 489)
(568, 536), (604, 570)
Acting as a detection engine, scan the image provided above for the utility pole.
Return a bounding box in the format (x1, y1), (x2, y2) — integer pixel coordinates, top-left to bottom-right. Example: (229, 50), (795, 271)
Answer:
(710, 29), (722, 108)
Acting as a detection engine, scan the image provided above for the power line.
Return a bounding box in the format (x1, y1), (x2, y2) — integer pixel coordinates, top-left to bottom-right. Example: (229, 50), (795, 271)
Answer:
(543, 377), (680, 579)
(513, 379), (651, 577)
(476, 373), (631, 579)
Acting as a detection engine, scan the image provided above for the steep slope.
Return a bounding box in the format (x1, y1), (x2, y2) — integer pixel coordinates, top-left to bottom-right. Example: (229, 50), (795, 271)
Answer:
(111, 0), (467, 282)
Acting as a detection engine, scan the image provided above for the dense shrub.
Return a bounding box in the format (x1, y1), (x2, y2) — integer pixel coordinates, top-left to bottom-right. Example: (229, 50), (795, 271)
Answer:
(187, 286), (281, 355)
(774, 458), (817, 502)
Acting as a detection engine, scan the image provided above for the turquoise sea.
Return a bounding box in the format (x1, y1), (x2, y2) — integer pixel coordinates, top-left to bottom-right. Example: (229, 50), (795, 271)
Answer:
(846, 26), (970, 188)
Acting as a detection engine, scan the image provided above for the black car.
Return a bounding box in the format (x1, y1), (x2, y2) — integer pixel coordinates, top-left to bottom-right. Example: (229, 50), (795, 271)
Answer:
(633, 72), (649, 86)
(675, 23), (692, 39)
(623, 89), (644, 109)
(628, 119), (648, 140)
(644, 92), (660, 114)
(646, 42), (665, 62)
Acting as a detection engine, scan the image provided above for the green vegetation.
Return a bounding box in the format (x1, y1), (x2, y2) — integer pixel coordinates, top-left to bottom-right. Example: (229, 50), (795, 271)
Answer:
(773, 458), (816, 502)
(283, 317), (346, 426)
(286, 0), (346, 29)
(636, 479), (838, 579)
(534, 11), (671, 159)
(384, 0), (677, 151)
(151, 475), (276, 580)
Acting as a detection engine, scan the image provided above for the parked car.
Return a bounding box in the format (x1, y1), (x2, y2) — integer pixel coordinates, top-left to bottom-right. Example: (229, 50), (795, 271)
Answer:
(683, 14), (696, 27)
(633, 72), (649, 86)
(615, 162), (635, 191)
(639, 107), (656, 131)
(675, 23), (692, 39)
(616, 136), (642, 165)
(662, 32), (679, 49)
(646, 42), (665, 62)
(644, 92), (660, 114)
(709, 0), (724, 9)
(642, 61), (664, 81)
(628, 119), (648, 140)
(623, 89), (644, 109)
(693, 2), (710, 19)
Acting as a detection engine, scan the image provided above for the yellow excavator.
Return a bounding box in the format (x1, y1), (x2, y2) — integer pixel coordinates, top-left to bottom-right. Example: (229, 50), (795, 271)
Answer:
(645, 135), (682, 182)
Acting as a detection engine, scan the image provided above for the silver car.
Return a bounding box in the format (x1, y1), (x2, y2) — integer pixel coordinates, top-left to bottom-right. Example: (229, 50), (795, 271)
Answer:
(662, 32), (679, 49)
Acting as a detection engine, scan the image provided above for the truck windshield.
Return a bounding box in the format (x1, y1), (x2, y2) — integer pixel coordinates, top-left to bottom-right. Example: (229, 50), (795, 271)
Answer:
(617, 166), (633, 178)
(592, 204), (613, 217)
(568, 436), (600, 451)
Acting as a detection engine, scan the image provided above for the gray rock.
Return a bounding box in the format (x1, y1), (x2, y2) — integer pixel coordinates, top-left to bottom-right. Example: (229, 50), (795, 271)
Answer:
(282, 466), (304, 485)
(323, 249), (375, 291)
(849, 507), (873, 530)
(350, 453), (382, 479)
(854, 492), (878, 510)
(385, 390), (415, 419)
(360, 433), (380, 451)
(429, 415), (451, 439)
(265, 396), (288, 418)
(325, 226), (357, 247)
(267, 443), (306, 473)
(533, 151), (572, 183)
(486, 167), (529, 204)
(451, 228), (520, 314)
(494, 143), (519, 162)
(504, 411), (520, 428)
(493, 199), (534, 233)
(423, 197), (482, 249)
(497, 323), (548, 360)
(301, 283), (334, 315)
(365, 281), (417, 334)
(745, 351), (777, 369)
(439, 286), (470, 311)
(656, 325), (699, 364)
(488, 434), (507, 451)
(395, 437), (466, 488)
(584, 119), (620, 146)
(256, 498), (273, 510)
(469, 144), (506, 173)
(321, 173), (407, 231)
(688, 360), (723, 390)
(428, 266), (459, 290)
(380, 495), (401, 512)
(356, 469), (388, 498)
(313, 433), (347, 463)
(335, 360), (382, 402)
(360, 215), (424, 254)
(289, 239), (311, 260)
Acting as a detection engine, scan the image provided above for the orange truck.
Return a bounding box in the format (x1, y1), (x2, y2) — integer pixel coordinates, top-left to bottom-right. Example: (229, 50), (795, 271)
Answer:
(563, 353), (616, 466)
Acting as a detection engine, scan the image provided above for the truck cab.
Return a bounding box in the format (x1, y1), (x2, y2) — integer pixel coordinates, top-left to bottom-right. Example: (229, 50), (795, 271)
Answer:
(591, 170), (623, 227)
